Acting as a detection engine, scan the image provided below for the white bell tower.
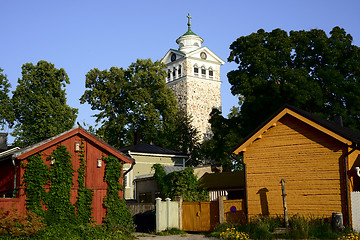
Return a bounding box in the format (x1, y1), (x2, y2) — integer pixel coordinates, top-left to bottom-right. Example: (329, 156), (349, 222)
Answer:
(161, 14), (225, 141)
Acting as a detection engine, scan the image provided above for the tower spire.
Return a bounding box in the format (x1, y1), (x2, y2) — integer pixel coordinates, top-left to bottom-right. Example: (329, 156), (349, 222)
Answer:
(187, 13), (192, 30)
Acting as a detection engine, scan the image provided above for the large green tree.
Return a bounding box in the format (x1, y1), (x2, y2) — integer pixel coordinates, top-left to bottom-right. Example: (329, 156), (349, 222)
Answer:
(227, 26), (360, 135)
(81, 59), (180, 148)
(0, 68), (14, 129)
(201, 107), (243, 171)
(12, 61), (78, 147)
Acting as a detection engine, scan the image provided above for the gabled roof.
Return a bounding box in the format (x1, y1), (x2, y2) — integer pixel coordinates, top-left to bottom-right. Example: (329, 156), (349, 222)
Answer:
(161, 47), (225, 65)
(200, 171), (245, 190)
(119, 143), (187, 157)
(186, 46), (225, 65)
(233, 104), (360, 154)
(161, 49), (186, 63)
(12, 126), (133, 164)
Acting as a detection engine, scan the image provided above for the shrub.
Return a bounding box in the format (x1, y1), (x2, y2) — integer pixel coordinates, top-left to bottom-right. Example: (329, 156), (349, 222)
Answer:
(289, 214), (309, 239)
(338, 232), (360, 240)
(156, 227), (186, 236)
(220, 227), (249, 240)
(0, 208), (46, 237)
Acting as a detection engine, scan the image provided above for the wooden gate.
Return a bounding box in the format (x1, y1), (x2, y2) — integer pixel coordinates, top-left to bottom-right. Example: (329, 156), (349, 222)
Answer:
(182, 201), (219, 232)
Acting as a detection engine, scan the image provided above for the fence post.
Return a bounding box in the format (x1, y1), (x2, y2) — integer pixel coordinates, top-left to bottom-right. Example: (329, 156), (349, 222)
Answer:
(280, 179), (289, 228)
(166, 198), (171, 229)
(156, 197), (161, 232)
(176, 196), (183, 230)
(219, 195), (225, 224)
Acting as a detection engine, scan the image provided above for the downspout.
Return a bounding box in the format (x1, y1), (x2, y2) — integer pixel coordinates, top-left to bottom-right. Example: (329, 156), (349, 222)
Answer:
(343, 144), (358, 226)
(231, 153), (248, 223)
(123, 151), (136, 176)
(123, 151), (136, 199)
(11, 157), (17, 198)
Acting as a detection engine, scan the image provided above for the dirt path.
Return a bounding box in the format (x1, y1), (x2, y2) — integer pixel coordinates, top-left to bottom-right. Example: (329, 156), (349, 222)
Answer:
(134, 232), (219, 240)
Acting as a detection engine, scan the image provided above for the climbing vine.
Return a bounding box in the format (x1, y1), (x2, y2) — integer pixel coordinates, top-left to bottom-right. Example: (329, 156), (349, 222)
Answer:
(23, 154), (49, 217)
(44, 145), (75, 224)
(103, 155), (134, 233)
(75, 139), (94, 223)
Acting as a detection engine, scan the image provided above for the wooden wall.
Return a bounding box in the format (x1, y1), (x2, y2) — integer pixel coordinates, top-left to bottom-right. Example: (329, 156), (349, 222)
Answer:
(243, 114), (347, 220)
(1, 132), (125, 224)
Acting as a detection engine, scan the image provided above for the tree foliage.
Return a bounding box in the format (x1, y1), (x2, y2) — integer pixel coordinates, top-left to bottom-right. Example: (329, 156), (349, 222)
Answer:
(201, 108), (243, 171)
(152, 164), (208, 201)
(227, 27), (360, 135)
(0, 68), (14, 129)
(81, 59), (178, 148)
(163, 111), (202, 166)
(12, 60), (78, 147)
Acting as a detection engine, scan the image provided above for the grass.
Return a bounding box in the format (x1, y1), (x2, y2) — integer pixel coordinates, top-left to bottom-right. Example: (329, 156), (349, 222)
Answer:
(210, 215), (355, 240)
(155, 228), (187, 236)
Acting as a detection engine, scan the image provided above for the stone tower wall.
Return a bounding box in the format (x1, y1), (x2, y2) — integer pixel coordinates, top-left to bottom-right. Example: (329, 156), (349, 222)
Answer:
(165, 56), (222, 142)
(186, 77), (221, 141)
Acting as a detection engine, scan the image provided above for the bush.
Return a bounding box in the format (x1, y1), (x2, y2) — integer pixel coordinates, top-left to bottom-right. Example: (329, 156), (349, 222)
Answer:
(0, 208), (46, 237)
(339, 232), (360, 240)
(288, 214), (309, 239)
(220, 227), (249, 240)
(156, 228), (186, 236)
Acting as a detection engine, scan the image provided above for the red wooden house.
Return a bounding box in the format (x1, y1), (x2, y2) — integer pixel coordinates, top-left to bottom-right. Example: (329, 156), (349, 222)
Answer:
(0, 126), (133, 224)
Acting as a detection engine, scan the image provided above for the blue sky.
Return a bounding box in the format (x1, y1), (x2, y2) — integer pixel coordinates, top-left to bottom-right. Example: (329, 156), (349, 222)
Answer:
(1, 1), (360, 143)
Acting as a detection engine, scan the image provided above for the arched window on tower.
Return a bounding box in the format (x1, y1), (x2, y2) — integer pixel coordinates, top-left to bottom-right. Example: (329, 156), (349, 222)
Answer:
(173, 67), (176, 79)
(201, 66), (206, 78)
(194, 64), (199, 77)
(178, 65), (182, 77)
(209, 67), (214, 79)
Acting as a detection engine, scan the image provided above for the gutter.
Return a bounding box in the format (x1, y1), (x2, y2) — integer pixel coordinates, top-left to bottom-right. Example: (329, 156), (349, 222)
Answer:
(122, 151), (136, 199)
(343, 143), (358, 226)
(123, 151), (136, 176)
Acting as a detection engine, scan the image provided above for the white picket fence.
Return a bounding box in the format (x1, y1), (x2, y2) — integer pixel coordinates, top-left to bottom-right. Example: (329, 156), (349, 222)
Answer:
(351, 191), (360, 232)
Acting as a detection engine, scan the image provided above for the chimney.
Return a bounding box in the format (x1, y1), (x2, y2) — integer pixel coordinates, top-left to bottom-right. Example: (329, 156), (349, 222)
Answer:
(134, 131), (142, 145)
(334, 115), (343, 127)
(0, 133), (8, 151)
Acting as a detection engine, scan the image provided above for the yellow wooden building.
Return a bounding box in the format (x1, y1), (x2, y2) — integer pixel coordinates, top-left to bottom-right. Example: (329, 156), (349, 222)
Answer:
(233, 105), (360, 226)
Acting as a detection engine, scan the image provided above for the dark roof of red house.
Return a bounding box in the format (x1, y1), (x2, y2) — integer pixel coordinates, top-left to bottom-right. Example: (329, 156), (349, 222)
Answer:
(119, 143), (187, 156)
(2, 126), (133, 164)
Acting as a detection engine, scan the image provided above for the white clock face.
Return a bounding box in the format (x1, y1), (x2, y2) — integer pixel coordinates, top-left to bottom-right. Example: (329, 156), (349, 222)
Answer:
(200, 52), (207, 60)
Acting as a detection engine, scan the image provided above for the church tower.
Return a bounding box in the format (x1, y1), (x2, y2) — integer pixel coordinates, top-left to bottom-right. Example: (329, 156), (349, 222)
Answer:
(161, 14), (225, 141)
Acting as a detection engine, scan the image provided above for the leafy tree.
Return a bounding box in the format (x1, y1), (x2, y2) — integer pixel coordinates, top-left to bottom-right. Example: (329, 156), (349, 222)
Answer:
(162, 111), (202, 166)
(201, 108), (243, 171)
(80, 59), (179, 148)
(152, 164), (208, 201)
(0, 68), (14, 129)
(227, 27), (360, 135)
(12, 61), (78, 147)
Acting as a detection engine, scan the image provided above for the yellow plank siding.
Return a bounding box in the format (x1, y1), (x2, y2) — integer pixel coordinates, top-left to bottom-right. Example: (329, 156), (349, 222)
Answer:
(244, 114), (347, 219)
